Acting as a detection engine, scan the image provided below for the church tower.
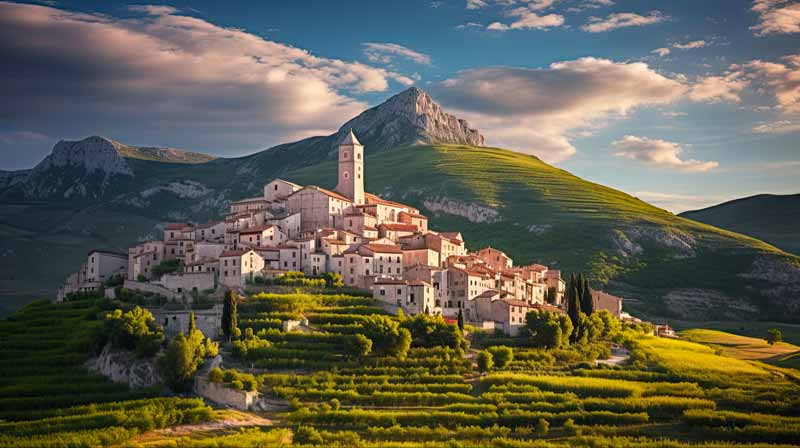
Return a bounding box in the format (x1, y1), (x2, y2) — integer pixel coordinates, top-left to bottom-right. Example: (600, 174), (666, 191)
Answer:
(335, 129), (364, 205)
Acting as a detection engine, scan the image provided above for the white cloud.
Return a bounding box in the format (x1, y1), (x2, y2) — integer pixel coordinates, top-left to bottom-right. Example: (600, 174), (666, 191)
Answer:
(567, 0), (615, 12)
(127, 4), (178, 15)
(612, 135), (719, 172)
(456, 21), (484, 29)
(633, 191), (730, 213)
(673, 40), (708, 50)
(751, 0), (800, 35)
(466, 0), (488, 9)
(689, 72), (749, 103)
(582, 11), (668, 33)
(487, 6), (565, 31)
(652, 40), (709, 58)
(744, 54), (800, 113)
(753, 120), (800, 133)
(363, 42), (432, 66)
(432, 57), (687, 163)
(662, 111), (688, 118)
(0, 2), (415, 157)
(652, 47), (671, 57)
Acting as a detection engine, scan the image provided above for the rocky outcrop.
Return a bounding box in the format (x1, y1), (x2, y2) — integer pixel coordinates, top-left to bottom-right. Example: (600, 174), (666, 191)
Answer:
(337, 87), (484, 151)
(740, 257), (800, 312)
(423, 196), (502, 224)
(662, 288), (759, 320)
(1, 136), (135, 200)
(88, 343), (161, 388)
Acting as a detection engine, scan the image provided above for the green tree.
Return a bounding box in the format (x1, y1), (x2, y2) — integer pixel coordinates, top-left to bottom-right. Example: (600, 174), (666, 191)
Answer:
(187, 312), (196, 334)
(345, 334), (373, 358)
(477, 350), (494, 372)
(766, 328), (782, 345)
(102, 306), (164, 357)
(362, 315), (411, 358)
(580, 275), (594, 315)
(596, 309), (621, 339)
(457, 308), (465, 332)
(158, 333), (197, 391)
(565, 274), (582, 340)
(222, 290), (239, 342)
(524, 309), (572, 348)
(487, 346), (513, 369)
(158, 324), (214, 391)
(401, 314), (463, 349)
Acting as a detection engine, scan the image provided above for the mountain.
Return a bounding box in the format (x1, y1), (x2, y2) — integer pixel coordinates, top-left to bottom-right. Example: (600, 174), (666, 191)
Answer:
(0, 87), (798, 321)
(228, 87), (484, 177)
(0, 136), (214, 202)
(680, 194), (800, 256)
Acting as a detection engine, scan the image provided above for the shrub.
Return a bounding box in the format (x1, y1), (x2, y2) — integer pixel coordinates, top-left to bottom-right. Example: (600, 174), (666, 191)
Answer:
(536, 418), (550, 436)
(294, 425), (324, 444)
(487, 346), (513, 369)
(477, 351), (494, 372)
(208, 367), (224, 383)
(230, 380), (244, 390)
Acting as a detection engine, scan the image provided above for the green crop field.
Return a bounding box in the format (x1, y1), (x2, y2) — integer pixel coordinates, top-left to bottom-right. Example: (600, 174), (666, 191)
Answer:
(0, 299), (217, 447)
(2, 290), (800, 447)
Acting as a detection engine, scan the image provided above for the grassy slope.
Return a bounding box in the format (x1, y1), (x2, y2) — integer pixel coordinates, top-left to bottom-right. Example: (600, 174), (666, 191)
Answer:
(116, 146), (216, 164)
(287, 145), (798, 321)
(680, 329), (800, 369)
(680, 194), (800, 256)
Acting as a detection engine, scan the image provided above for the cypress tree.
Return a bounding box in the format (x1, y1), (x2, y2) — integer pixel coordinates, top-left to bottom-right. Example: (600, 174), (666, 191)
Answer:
(457, 308), (464, 332)
(222, 290), (238, 342)
(580, 275), (594, 315)
(187, 311), (196, 334)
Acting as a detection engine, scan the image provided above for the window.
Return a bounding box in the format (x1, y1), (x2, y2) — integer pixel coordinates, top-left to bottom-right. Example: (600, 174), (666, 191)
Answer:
(343, 151), (348, 158)
(274, 184), (278, 191)
(357, 153), (361, 160)
(397, 288), (402, 294)
(380, 289), (385, 296)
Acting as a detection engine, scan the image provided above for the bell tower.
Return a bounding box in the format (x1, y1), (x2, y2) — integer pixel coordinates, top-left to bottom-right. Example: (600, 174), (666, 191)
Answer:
(335, 129), (364, 205)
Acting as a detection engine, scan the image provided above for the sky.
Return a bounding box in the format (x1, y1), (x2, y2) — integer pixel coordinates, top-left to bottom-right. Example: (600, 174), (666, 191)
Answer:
(0, 0), (798, 213)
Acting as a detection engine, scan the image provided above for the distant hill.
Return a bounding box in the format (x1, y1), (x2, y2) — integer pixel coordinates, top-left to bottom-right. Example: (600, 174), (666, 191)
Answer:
(680, 194), (800, 256)
(0, 88), (798, 321)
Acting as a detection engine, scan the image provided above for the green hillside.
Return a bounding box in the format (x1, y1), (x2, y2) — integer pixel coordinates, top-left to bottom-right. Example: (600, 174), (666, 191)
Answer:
(287, 145), (800, 321)
(680, 194), (800, 256)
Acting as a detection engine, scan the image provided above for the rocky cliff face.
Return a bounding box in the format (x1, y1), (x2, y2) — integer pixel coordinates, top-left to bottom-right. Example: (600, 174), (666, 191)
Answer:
(88, 343), (161, 388)
(337, 87), (485, 150)
(1, 136), (135, 201)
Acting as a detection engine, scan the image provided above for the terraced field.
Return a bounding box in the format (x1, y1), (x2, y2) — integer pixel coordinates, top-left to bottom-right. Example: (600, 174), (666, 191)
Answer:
(2, 292), (800, 447)
(0, 299), (217, 447)
(199, 290), (800, 447)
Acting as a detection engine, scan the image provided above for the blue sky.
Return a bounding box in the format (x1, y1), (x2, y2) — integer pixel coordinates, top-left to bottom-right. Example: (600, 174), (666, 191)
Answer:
(0, 0), (798, 212)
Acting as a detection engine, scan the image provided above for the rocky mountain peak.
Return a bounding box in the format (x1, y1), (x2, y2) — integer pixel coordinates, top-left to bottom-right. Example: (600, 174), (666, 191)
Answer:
(38, 136), (133, 176)
(335, 87), (485, 151)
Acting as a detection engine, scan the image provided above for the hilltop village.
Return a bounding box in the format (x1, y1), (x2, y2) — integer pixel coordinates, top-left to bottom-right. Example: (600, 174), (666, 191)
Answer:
(58, 131), (623, 336)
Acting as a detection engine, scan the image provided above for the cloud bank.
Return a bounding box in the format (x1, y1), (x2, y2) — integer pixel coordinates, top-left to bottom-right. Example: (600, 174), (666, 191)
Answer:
(0, 2), (413, 159)
(612, 136), (719, 172)
(431, 57), (686, 163)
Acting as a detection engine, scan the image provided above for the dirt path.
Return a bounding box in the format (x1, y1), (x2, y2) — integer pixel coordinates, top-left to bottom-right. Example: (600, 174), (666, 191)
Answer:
(130, 410), (273, 444)
(597, 346), (630, 366)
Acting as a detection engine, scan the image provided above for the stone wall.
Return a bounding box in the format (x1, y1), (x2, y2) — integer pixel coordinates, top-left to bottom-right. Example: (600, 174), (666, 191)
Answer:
(194, 377), (259, 410)
(124, 280), (180, 300)
(157, 272), (215, 295)
(149, 305), (222, 339)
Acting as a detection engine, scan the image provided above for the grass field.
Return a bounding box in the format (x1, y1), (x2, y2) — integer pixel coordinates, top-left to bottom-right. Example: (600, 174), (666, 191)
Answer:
(680, 329), (800, 370)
